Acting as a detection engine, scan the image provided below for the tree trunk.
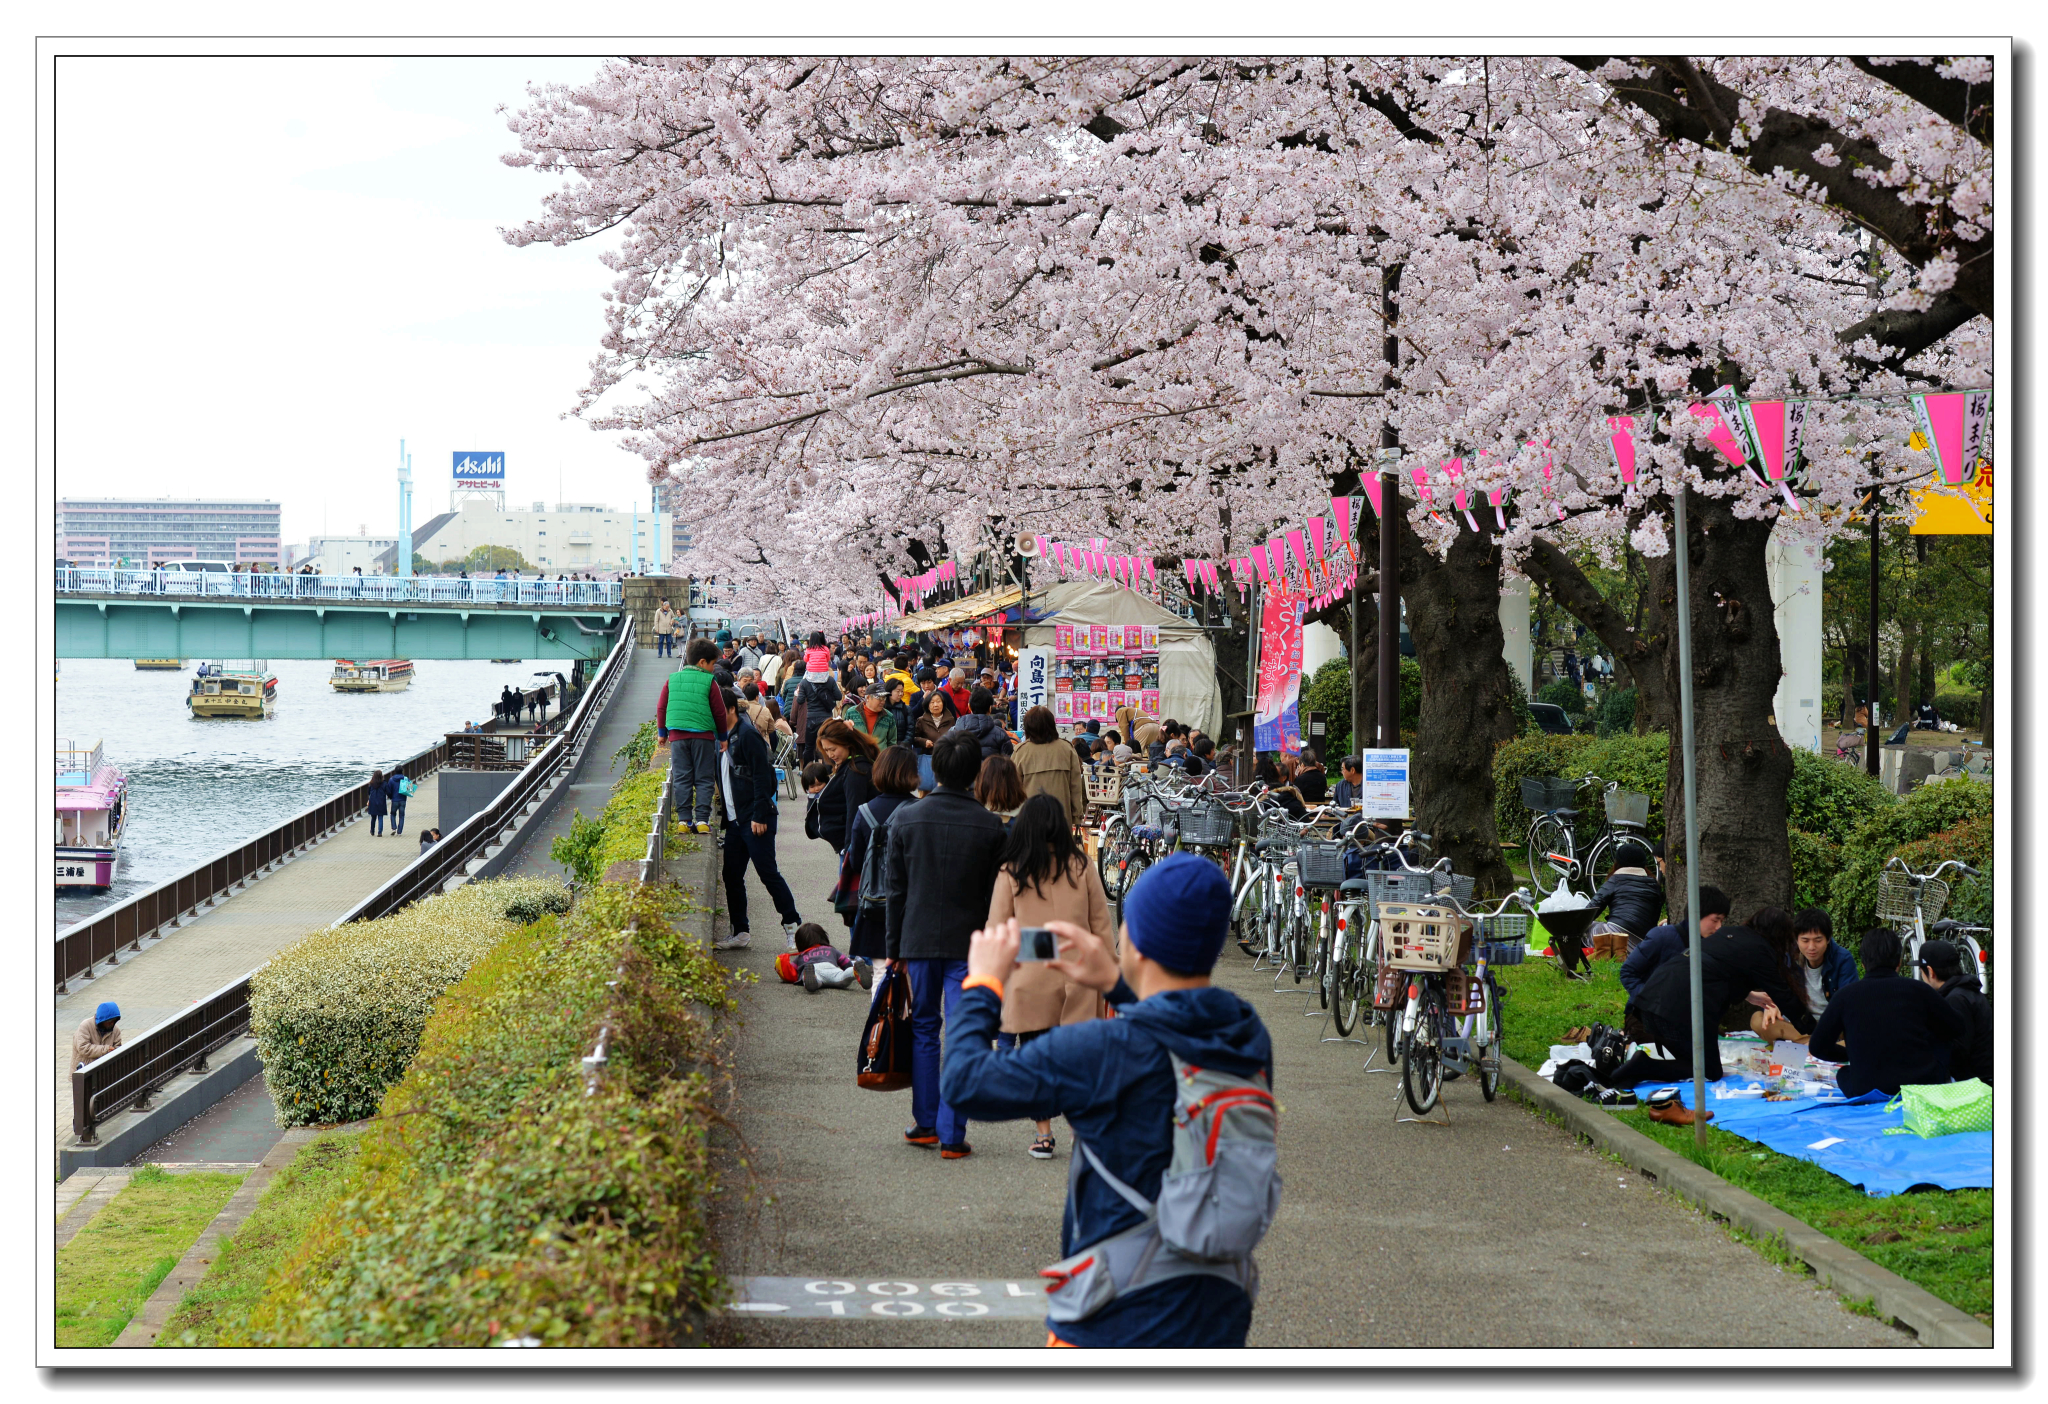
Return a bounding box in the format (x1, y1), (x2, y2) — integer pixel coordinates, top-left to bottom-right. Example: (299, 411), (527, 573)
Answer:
(1661, 485), (1796, 919)
(1400, 518), (1516, 895)
(1520, 537), (1676, 739)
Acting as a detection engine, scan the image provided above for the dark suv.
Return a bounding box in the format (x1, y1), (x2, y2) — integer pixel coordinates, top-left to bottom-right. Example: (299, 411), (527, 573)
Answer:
(1528, 702), (1574, 736)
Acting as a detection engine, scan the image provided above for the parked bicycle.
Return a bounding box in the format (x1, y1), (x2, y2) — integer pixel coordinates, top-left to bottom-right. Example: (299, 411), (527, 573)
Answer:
(1521, 773), (1657, 891)
(1877, 855), (1990, 996)
(1383, 887), (1535, 1115)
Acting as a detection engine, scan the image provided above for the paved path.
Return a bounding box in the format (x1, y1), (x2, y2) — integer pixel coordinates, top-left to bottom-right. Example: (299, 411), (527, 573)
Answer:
(54, 776), (441, 1147)
(709, 828), (1912, 1348)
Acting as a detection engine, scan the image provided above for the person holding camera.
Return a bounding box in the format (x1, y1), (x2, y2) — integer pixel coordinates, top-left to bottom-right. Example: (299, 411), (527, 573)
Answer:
(942, 853), (1274, 1347)
(984, 792), (1116, 1160)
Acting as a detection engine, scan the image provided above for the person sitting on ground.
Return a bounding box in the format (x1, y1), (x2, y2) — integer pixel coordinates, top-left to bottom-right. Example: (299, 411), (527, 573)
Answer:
(1618, 884), (1730, 998)
(942, 852), (1273, 1346)
(1584, 861), (1665, 958)
(1917, 939), (1993, 1085)
(1740, 908), (1822, 1040)
(1293, 748), (1329, 803)
(975, 754), (1029, 822)
(887, 730), (1011, 1160)
(417, 827), (442, 854)
(1806, 928), (1967, 1097)
(983, 792), (1117, 1161)
(953, 686), (1016, 761)
(74, 1001), (122, 1069)
(1333, 755), (1363, 808)
(1781, 907), (1859, 1028)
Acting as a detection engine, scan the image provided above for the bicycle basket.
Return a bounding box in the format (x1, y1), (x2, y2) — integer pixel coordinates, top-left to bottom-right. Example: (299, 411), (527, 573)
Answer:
(1477, 940), (1527, 968)
(1296, 840), (1348, 887)
(1603, 789), (1651, 827)
(1366, 870), (1438, 917)
(1874, 871), (1929, 925)
(1473, 913), (1531, 947)
(1122, 789), (1149, 824)
(1378, 903), (1472, 971)
(1432, 871), (1476, 905)
(1917, 877), (1951, 924)
(1521, 776), (1578, 812)
(1178, 799), (1236, 848)
(1084, 767), (1122, 806)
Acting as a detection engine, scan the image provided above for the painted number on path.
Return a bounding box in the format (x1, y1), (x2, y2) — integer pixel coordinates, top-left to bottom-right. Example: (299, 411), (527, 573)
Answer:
(727, 1277), (1049, 1319)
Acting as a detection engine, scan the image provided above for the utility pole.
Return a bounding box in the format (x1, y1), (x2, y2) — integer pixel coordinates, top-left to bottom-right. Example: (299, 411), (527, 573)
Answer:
(1867, 495), (1881, 778)
(1377, 263), (1403, 748)
(1672, 477), (1709, 1148)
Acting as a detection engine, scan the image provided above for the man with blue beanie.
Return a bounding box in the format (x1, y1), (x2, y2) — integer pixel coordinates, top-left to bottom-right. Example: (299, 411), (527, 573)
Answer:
(943, 852), (1274, 1347)
(74, 1001), (123, 1069)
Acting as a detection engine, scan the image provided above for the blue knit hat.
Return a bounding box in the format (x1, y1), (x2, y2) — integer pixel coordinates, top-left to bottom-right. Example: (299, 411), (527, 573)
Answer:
(95, 1001), (120, 1024)
(1123, 853), (1233, 976)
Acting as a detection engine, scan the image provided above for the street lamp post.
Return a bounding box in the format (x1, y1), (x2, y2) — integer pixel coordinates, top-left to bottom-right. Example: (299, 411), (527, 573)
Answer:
(1671, 477), (1709, 1147)
(1377, 263), (1402, 750)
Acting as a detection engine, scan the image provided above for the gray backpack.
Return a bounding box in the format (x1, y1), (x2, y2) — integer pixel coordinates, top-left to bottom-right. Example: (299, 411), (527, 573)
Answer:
(1040, 1052), (1280, 1324)
(856, 800), (893, 909)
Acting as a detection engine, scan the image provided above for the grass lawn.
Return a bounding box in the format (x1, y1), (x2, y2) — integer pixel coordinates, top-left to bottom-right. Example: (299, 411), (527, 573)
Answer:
(1492, 957), (1994, 1325)
(157, 1131), (363, 1347)
(56, 1165), (243, 1348)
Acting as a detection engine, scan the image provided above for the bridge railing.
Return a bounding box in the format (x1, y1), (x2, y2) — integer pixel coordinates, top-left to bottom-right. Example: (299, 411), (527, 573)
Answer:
(55, 741), (450, 994)
(54, 566), (622, 609)
(68, 622), (637, 1144)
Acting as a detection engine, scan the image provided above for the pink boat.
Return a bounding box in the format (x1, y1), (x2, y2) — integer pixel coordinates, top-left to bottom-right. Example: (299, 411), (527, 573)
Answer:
(56, 739), (127, 890)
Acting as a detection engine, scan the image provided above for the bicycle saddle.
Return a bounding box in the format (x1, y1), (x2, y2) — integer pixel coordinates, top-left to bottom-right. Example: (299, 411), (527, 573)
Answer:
(1339, 878), (1371, 894)
(1928, 919), (1960, 936)
(1543, 807), (1580, 819)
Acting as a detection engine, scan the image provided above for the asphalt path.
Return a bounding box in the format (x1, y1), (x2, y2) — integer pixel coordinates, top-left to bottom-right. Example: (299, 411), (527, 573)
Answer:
(708, 822), (1911, 1350)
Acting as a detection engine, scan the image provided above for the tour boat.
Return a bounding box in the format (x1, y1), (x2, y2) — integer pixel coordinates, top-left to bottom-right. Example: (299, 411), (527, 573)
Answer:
(56, 739), (127, 889)
(330, 658), (415, 693)
(189, 661), (278, 717)
(134, 658), (185, 670)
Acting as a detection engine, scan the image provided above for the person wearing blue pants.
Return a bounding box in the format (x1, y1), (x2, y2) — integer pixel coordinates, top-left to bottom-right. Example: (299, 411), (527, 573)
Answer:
(885, 730), (1008, 1158)
(390, 771), (410, 835)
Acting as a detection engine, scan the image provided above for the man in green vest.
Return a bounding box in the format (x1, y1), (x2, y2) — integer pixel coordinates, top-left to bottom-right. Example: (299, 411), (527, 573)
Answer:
(657, 637), (730, 832)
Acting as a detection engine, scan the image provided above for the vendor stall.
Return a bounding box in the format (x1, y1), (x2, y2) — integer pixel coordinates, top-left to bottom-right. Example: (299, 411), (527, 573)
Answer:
(1018, 579), (1223, 737)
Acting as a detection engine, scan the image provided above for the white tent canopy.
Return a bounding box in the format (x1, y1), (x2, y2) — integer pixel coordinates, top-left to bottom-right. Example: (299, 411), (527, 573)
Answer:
(1019, 580), (1223, 737)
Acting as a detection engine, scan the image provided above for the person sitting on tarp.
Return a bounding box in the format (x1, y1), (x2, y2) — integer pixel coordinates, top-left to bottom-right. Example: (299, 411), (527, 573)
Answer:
(1916, 939), (1993, 1085)
(1617, 885), (1728, 998)
(1805, 928), (1966, 1098)
(1602, 910), (1805, 1101)
(1584, 863), (1665, 957)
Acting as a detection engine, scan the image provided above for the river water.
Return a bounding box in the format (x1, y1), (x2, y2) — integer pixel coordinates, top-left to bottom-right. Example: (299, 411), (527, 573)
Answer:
(55, 657), (573, 927)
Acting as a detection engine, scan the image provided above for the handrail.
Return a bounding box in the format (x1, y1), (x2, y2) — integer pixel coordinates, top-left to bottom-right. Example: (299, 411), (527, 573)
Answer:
(55, 565), (623, 609)
(67, 619), (638, 1143)
(54, 739), (450, 993)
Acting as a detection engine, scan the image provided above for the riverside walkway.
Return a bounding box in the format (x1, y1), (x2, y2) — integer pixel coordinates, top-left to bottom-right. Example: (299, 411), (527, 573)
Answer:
(709, 832), (1912, 1349)
(52, 776), (441, 1150)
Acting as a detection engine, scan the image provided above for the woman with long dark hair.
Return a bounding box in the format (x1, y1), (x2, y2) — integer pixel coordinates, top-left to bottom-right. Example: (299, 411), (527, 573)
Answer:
(365, 768), (391, 836)
(910, 687), (958, 793)
(983, 792), (1115, 1159)
(808, 718), (878, 855)
(835, 745), (920, 964)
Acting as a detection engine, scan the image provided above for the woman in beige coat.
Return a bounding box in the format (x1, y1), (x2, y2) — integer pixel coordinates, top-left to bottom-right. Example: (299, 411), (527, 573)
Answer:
(1010, 704), (1088, 828)
(985, 792), (1116, 1159)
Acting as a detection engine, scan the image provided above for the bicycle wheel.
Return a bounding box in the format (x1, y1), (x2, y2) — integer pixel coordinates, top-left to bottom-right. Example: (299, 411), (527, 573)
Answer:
(1314, 904), (1334, 1008)
(1587, 832), (1656, 891)
(1288, 896), (1309, 983)
(1383, 959), (1406, 1063)
(1476, 974), (1504, 1102)
(1232, 868), (1269, 956)
(1525, 814), (1571, 876)
(1331, 903), (1369, 1036)
(1401, 983), (1447, 1114)
(1116, 849), (1152, 924)
(1096, 816), (1129, 894)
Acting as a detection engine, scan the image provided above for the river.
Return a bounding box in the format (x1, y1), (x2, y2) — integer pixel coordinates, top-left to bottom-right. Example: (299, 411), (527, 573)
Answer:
(55, 657), (573, 927)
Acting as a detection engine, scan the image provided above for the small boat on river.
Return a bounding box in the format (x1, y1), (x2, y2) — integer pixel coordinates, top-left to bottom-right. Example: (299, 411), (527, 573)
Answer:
(189, 660), (278, 717)
(57, 739), (127, 889)
(134, 658), (185, 670)
(330, 658), (414, 693)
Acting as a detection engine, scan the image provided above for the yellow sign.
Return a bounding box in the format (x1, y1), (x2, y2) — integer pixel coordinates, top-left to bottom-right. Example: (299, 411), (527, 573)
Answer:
(1912, 459), (1993, 534)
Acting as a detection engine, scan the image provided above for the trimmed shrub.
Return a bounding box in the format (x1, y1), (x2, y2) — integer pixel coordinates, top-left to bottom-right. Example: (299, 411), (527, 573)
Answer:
(611, 719), (659, 776)
(1786, 747), (1895, 842)
(251, 877), (572, 1128)
(1932, 687), (1982, 730)
(1830, 777), (1992, 934)
(551, 766), (695, 885)
(1788, 829), (1843, 913)
(1506, 668), (1535, 738)
(1536, 679), (1588, 716)
(1592, 686), (1637, 736)
(236, 882), (738, 1347)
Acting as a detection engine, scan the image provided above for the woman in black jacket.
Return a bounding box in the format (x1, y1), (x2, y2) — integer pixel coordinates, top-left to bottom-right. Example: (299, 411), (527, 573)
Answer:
(835, 745), (920, 954)
(809, 718), (879, 854)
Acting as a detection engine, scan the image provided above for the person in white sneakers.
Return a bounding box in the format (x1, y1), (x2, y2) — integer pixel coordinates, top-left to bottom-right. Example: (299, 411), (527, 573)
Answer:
(714, 685), (802, 952)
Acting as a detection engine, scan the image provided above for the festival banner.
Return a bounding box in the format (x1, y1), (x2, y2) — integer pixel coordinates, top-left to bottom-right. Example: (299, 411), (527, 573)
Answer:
(1253, 590), (1305, 755)
(1606, 416), (1637, 486)
(1912, 391), (1992, 487)
(1017, 646), (1055, 718)
(1736, 398), (1808, 511)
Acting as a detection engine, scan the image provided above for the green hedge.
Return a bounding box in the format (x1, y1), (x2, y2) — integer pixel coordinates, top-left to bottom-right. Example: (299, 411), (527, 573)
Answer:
(1299, 654), (1421, 759)
(1788, 829), (1843, 913)
(1892, 815), (1994, 933)
(251, 878), (572, 1127)
(1786, 748), (1895, 843)
(1830, 777), (1993, 934)
(1932, 687), (1982, 730)
(1492, 732), (1667, 850)
(1536, 679), (1587, 716)
(236, 882), (736, 1346)
(553, 739), (695, 884)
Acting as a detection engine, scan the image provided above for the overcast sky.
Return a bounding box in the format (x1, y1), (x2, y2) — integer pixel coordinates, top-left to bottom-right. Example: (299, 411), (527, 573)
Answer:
(56, 55), (648, 550)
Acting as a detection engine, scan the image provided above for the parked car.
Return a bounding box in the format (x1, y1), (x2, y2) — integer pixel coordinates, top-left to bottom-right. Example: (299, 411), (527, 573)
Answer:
(1528, 702), (1574, 736)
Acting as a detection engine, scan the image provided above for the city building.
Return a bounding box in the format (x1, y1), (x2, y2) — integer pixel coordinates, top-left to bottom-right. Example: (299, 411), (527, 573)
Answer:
(654, 482), (694, 570)
(57, 497), (282, 566)
(373, 501), (669, 574)
(304, 533), (402, 575)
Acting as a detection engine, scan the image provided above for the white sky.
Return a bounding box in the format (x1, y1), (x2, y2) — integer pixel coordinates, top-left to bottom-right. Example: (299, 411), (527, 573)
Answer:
(55, 56), (645, 550)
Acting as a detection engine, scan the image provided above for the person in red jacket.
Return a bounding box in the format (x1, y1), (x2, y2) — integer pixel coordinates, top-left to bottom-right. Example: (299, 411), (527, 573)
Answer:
(941, 665), (975, 719)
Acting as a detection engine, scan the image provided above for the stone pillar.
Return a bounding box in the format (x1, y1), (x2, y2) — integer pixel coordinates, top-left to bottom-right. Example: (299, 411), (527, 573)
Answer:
(621, 574), (688, 648)
(1498, 575), (1532, 697)
(1767, 526), (1824, 754)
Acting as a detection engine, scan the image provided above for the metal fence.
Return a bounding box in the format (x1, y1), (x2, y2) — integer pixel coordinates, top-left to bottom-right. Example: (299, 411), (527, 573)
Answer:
(55, 742), (450, 993)
(67, 619), (637, 1143)
(55, 566), (622, 609)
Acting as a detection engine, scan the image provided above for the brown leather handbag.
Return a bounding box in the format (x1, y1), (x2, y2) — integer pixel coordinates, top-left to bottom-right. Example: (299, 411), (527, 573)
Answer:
(857, 963), (914, 1091)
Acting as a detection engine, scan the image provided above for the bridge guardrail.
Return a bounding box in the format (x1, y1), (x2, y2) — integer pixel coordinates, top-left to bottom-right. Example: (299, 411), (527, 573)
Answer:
(55, 566), (622, 609)
(68, 620), (637, 1144)
(55, 742), (450, 993)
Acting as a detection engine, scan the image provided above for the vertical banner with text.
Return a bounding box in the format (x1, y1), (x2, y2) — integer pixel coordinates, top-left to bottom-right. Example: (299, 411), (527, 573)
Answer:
(1253, 591), (1305, 754)
(1017, 646), (1055, 720)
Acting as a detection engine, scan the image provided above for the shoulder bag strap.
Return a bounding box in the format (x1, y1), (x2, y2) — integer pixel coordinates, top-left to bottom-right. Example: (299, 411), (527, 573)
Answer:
(1076, 1140), (1157, 1217)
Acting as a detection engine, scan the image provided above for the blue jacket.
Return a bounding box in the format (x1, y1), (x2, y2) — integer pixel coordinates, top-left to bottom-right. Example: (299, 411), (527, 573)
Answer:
(1803, 939), (1860, 1010)
(365, 775), (395, 816)
(1618, 922), (1686, 998)
(942, 979), (1273, 1347)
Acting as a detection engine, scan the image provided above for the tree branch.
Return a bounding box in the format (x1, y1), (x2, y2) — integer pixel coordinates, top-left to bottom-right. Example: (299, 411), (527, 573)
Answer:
(1850, 57), (1992, 147)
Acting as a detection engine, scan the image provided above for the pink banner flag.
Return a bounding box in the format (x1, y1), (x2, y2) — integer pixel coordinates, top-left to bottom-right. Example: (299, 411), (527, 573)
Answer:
(1286, 529), (1312, 586)
(1443, 458), (1480, 531)
(1307, 515), (1328, 566)
(1606, 416), (1638, 486)
(1266, 537), (1290, 591)
(1488, 486), (1510, 532)
(1330, 496), (1357, 560)
(1691, 395), (1749, 468)
(1252, 545), (1271, 583)
(1409, 465), (1434, 504)
(1912, 391), (1991, 487)
(1361, 472), (1384, 517)
(1738, 399), (1807, 510)
(1203, 560), (1220, 589)
(1184, 560), (1199, 590)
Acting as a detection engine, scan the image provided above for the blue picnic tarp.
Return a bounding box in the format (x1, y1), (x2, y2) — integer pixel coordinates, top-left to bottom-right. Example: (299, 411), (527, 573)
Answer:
(1631, 1077), (1993, 1197)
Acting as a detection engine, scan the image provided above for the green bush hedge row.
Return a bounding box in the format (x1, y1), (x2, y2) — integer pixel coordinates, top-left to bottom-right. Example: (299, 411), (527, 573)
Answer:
(251, 877), (572, 1128)
(237, 882), (738, 1346)
(1829, 777), (1992, 934)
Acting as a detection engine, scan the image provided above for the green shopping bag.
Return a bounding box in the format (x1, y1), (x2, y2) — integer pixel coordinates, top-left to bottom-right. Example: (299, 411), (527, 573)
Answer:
(1883, 1079), (1993, 1137)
